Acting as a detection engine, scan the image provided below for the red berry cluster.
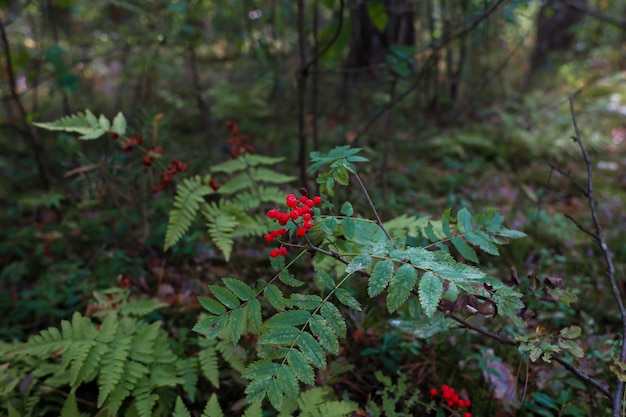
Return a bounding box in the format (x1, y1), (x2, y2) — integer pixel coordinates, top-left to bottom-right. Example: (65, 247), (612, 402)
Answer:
(109, 131), (187, 193)
(265, 193), (322, 258)
(226, 121), (254, 158)
(151, 159), (188, 192)
(429, 385), (471, 416)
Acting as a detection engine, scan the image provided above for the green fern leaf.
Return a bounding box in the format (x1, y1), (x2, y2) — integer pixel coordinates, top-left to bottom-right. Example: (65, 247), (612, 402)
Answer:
(204, 207), (238, 261)
(218, 172), (252, 194)
(387, 263), (418, 313)
(318, 401), (357, 417)
(202, 394), (225, 417)
(368, 259), (394, 297)
(164, 177), (213, 250)
(106, 360), (149, 416)
(242, 401), (263, 417)
(418, 272), (444, 318)
(129, 322), (160, 364)
(172, 397), (191, 417)
(120, 299), (168, 317)
(176, 357), (198, 401)
(60, 392), (81, 417)
(97, 333), (132, 407)
(131, 377), (159, 417)
(33, 110), (108, 140)
(198, 338), (220, 388)
(216, 338), (247, 373)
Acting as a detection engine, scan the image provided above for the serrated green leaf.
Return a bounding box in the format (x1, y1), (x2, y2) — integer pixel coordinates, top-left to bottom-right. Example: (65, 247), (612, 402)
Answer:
(112, 112), (126, 136)
(229, 307), (247, 344)
(335, 288), (362, 311)
(277, 365), (299, 398)
(342, 217), (355, 239)
(286, 349), (315, 385)
(265, 310), (311, 327)
(310, 314), (339, 354)
(451, 236), (479, 263)
(98, 114), (111, 131)
(298, 332), (326, 368)
(368, 259), (394, 297)
(424, 223), (439, 242)
(242, 401), (263, 417)
(222, 278), (256, 301)
(321, 302), (347, 338)
(497, 228), (527, 239)
(346, 253), (372, 274)
(315, 270), (335, 290)
(341, 202), (354, 216)
(264, 285), (286, 311)
(246, 298), (262, 333)
(465, 232), (499, 256)
(198, 296), (227, 315)
(457, 208), (473, 233)
(321, 216), (338, 234)
(559, 326), (581, 339)
(387, 263), (418, 313)
(258, 327), (301, 345)
(268, 379), (284, 410)
(209, 285), (240, 309)
(193, 315), (228, 338)
(243, 361), (281, 380)
(279, 270), (305, 287)
(289, 294), (323, 310)
(418, 272), (444, 318)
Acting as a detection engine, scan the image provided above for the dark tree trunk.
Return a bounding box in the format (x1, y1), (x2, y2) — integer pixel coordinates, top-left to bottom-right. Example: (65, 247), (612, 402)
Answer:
(346, 0), (415, 70)
(524, 0), (587, 90)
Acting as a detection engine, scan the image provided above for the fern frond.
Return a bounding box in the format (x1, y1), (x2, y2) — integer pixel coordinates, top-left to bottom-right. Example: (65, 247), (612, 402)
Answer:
(33, 110), (112, 140)
(202, 393), (225, 417)
(97, 329), (132, 406)
(198, 338), (220, 388)
(164, 177), (213, 250)
(202, 203), (238, 261)
(176, 357), (199, 402)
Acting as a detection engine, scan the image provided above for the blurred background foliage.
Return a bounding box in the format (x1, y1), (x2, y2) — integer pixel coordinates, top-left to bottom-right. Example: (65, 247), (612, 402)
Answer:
(1, 0), (626, 415)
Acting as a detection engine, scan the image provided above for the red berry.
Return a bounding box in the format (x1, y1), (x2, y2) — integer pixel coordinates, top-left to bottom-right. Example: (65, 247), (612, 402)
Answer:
(303, 220), (313, 230)
(305, 199), (315, 208)
(110, 131), (119, 139)
(447, 400), (455, 407)
(303, 213), (312, 221)
(271, 230), (280, 238)
(463, 413), (471, 417)
(429, 388), (438, 397)
(286, 194), (299, 208)
(267, 209), (278, 219)
(296, 227), (307, 237)
(290, 210), (299, 220)
(463, 400), (471, 408)
(270, 249), (279, 258)
(313, 196), (322, 205)
(300, 196), (308, 203)
(278, 247), (287, 256)
(278, 228), (287, 236)
(264, 234), (273, 243)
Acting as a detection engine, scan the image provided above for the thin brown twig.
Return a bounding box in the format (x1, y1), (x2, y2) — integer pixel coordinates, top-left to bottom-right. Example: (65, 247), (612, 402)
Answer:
(353, 172), (396, 247)
(565, 90), (626, 417)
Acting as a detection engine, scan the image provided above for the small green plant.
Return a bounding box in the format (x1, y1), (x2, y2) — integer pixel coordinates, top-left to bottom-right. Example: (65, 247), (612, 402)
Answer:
(192, 146), (529, 411)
